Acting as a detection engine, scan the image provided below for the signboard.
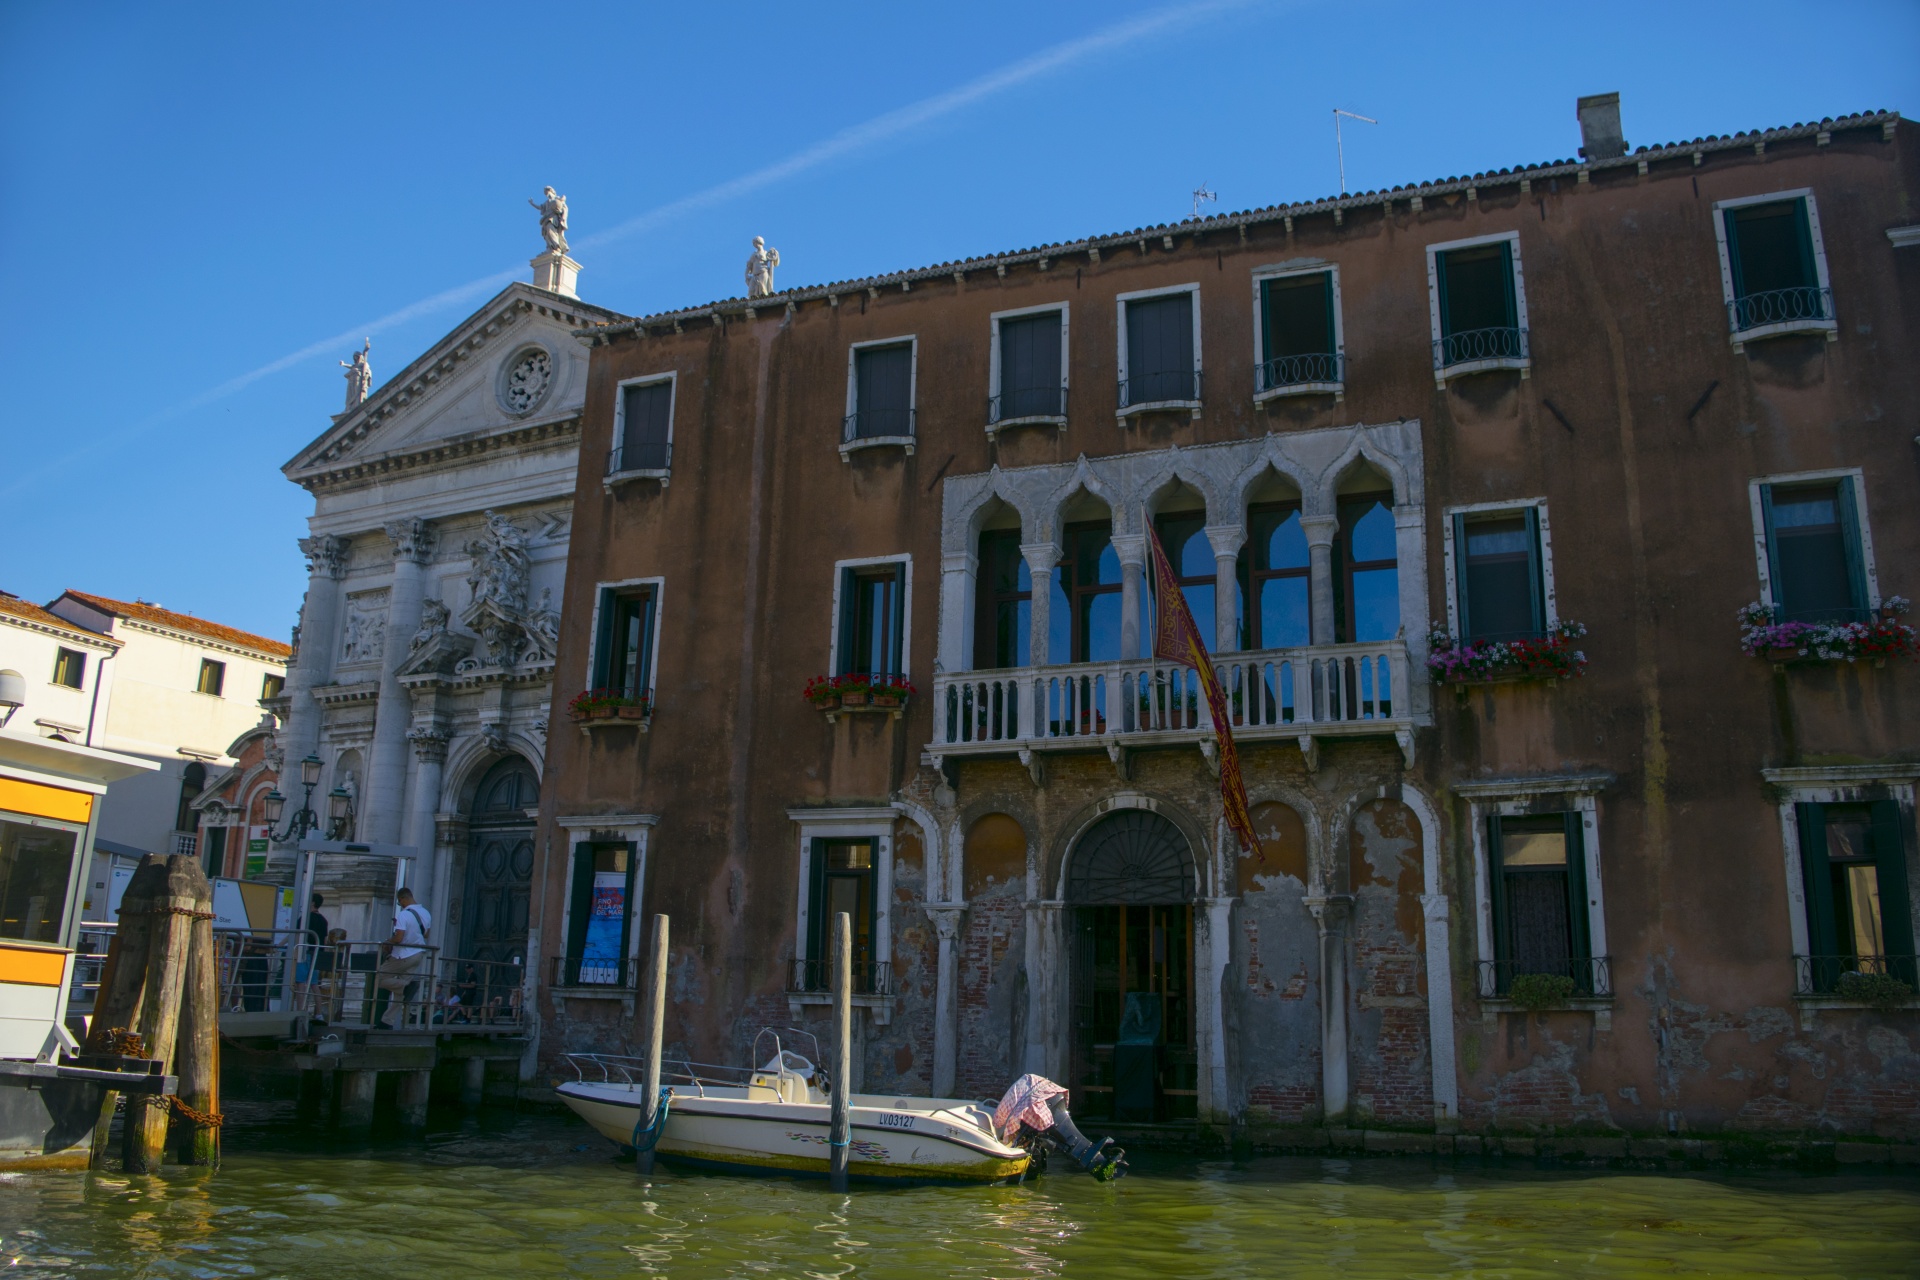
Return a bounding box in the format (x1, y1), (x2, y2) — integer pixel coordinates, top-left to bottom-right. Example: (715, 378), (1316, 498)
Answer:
(578, 868), (629, 984)
(246, 826), (269, 877)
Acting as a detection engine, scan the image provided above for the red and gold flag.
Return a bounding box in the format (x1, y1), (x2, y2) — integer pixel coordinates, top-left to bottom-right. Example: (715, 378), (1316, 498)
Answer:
(1146, 525), (1260, 857)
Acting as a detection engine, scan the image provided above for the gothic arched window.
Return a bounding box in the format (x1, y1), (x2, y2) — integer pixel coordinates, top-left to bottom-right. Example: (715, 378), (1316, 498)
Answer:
(1067, 809), (1195, 904)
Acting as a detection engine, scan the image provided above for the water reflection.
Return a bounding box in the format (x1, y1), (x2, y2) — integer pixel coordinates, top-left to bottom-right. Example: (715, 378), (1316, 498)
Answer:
(0, 1107), (1916, 1279)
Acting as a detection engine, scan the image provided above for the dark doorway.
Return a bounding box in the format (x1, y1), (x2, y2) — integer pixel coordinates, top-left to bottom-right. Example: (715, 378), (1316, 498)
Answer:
(1068, 809), (1198, 1122)
(460, 756), (538, 968)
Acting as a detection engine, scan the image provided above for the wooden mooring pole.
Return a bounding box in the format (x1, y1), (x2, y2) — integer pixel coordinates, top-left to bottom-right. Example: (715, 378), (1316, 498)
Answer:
(86, 856), (161, 1168)
(171, 879), (221, 1166)
(125, 855), (211, 1174)
(829, 910), (851, 1192)
(637, 913), (668, 1175)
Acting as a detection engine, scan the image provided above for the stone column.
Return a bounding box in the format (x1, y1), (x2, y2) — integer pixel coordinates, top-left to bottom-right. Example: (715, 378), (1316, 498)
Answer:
(1112, 534), (1146, 660)
(1021, 543), (1059, 667)
(927, 904), (965, 1097)
(1421, 890), (1460, 1127)
(1394, 503), (1430, 714)
(1301, 517), (1338, 647)
(365, 520), (435, 845)
(1194, 895), (1235, 1123)
(407, 728), (449, 906)
(284, 536), (351, 770)
(1305, 894), (1353, 1124)
(1022, 899), (1067, 1080)
(1205, 525), (1246, 653)
(938, 551), (977, 674)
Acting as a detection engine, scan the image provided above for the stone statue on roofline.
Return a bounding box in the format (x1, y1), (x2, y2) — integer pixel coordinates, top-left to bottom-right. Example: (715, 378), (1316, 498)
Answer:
(745, 235), (780, 298)
(340, 339), (372, 410)
(530, 186), (569, 254)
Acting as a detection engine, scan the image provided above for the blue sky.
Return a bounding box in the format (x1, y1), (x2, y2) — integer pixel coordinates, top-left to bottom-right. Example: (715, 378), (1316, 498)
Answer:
(2, 1), (1914, 640)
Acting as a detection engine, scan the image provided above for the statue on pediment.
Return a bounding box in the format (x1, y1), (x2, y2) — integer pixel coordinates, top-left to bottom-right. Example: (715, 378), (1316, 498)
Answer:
(461, 512), (538, 667)
(411, 598), (450, 651)
(745, 236), (780, 298)
(340, 339), (372, 410)
(525, 587), (560, 661)
(530, 187), (569, 254)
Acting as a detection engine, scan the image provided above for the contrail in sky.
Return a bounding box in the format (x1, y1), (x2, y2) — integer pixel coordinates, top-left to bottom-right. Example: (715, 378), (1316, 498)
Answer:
(1, 0), (1250, 499)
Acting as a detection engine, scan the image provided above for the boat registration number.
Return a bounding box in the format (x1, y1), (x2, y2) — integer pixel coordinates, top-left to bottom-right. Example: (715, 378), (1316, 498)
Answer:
(874, 1112), (917, 1130)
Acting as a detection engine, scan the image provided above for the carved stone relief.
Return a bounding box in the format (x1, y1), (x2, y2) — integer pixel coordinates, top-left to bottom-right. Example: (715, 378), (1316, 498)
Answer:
(340, 591), (390, 666)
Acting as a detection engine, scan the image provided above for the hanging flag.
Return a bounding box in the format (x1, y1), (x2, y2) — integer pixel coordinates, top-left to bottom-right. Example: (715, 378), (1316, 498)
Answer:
(1146, 525), (1261, 858)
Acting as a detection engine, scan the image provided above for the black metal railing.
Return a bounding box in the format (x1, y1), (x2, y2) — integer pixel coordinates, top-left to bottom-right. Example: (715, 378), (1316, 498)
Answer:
(1795, 954), (1918, 996)
(550, 955), (639, 989)
(609, 439), (672, 474)
(1770, 603), (1875, 625)
(1117, 369), (1202, 409)
(1434, 325), (1528, 370)
(789, 958), (894, 996)
(989, 385), (1067, 423)
(1730, 286), (1833, 333)
(1477, 955), (1611, 1000)
(844, 407), (916, 441)
(1257, 352), (1343, 393)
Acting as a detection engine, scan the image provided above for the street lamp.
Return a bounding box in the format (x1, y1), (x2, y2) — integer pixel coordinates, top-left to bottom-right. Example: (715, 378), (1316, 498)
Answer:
(326, 785), (355, 840)
(264, 754), (325, 841)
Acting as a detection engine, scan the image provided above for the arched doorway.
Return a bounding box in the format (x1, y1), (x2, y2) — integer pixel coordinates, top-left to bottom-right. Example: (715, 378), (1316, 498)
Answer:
(1068, 809), (1197, 1122)
(460, 756), (537, 969)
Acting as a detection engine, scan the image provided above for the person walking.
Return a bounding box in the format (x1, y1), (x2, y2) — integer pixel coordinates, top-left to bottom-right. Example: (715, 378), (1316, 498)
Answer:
(375, 887), (433, 1029)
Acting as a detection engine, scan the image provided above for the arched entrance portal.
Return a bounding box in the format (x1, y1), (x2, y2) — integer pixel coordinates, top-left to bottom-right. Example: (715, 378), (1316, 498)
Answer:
(460, 756), (537, 968)
(1068, 809), (1197, 1123)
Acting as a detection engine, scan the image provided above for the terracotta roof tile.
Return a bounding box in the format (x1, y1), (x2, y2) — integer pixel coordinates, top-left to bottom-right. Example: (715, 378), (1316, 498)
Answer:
(0, 591), (119, 645)
(58, 591), (292, 659)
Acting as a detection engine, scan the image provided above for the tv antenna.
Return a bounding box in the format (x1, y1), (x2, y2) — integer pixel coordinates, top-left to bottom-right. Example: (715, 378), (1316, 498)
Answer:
(1333, 109), (1378, 194)
(1192, 183), (1217, 218)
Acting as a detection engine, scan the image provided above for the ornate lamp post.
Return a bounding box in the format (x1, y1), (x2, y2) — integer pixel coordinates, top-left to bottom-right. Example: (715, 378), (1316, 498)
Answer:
(263, 754), (324, 842)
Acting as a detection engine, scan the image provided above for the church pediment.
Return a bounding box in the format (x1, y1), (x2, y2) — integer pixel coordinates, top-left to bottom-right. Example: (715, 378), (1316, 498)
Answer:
(284, 283), (628, 484)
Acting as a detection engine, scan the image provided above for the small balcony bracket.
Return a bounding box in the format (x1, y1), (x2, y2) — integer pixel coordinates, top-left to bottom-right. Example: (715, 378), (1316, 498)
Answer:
(1395, 728), (1416, 770)
(1196, 737), (1220, 780)
(1018, 747), (1047, 789)
(1106, 738), (1132, 782)
(1297, 733), (1320, 773)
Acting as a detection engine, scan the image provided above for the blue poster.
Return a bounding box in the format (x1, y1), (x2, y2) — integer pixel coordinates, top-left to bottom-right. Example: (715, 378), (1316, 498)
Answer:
(579, 873), (627, 983)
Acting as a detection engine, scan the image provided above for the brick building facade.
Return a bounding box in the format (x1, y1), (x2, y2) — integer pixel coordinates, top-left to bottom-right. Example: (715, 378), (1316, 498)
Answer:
(532, 101), (1920, 1143)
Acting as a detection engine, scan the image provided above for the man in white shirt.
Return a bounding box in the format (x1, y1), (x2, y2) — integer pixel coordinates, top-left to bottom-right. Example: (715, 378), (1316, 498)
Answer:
(375, 887), (433, 1029)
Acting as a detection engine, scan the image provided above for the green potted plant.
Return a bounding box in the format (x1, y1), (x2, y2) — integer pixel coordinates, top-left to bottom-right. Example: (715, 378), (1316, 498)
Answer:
(566, 688), (620, 721)
(803, 677), (841, 712)
(870, 675), (916, 709)
(835, 673), (873, 707)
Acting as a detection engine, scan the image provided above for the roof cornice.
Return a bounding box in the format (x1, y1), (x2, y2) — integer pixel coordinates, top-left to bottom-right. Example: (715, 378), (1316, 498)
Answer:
(118, 616), (288, 664)
(291, 413), (581, 494)
(0, 610), (121, 650)
(577, 111), (1902, 342)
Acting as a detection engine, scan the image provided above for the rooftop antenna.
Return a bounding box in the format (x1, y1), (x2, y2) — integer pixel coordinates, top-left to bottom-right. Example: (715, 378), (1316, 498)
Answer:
(1333, 109), (1378, 195)
(1192, 183), (1217, 218)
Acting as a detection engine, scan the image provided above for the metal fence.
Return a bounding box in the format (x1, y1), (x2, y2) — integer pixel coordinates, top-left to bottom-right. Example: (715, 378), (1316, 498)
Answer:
(1117, 369), (1202, 409)
(843, 407), (916, 441)
(550, 954), (639, 989)
(788, 958), (894, 996)
(1476, 955), (1612, 999)
(1433, 325), (1528, 370)
(1730, 285), (1833, 333)
(1256, 352), (1343, 393)
(989, 386), (1067, 424)
(1795, 953), (1917, 996)
(608, 439), (672, 474)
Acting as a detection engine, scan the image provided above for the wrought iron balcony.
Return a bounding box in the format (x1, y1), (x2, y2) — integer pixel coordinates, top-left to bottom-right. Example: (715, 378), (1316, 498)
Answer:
(1729, 286), (1834, 336)
(1117, 369), (1202, 415)
(789, 958), (894, 996)
(843, 407), (916, 442)
(550, 955), (639, 989)
(988, 385), (1067, 427)
(1255, 352), (1344, 397)
(608, 439), (672, 476)
(1477, 956), (1612, 1000)
(931, 640), (1411, 766)
(1794, 954), (1918, 996)
(1433, 325), (1529, 375)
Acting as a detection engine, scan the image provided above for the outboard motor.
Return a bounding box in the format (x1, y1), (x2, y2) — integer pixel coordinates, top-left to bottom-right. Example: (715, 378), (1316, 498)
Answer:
(992, 1073), (1127, 1180)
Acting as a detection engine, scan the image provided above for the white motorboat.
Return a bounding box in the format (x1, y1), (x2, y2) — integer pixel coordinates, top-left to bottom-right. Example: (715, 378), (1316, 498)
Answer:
(557, 1030), (1031, 1184)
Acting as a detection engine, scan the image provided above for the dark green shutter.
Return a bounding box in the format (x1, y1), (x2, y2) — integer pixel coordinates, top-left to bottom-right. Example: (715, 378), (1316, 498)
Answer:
(1524, 506), (1546, 634)
(836, 569), (858, 676)
(1487, 814), (1509, 971)
(1869, 800), (1915, 983)
(592, 589), (616, 688)
(1563, 811), (1592, 972)
(1791, 198), (1818, 291)
(1322, 272), (1337, 356)
(888, 564), (906, 675)
(565, 843), (596, 982)
(1452, 512), (1472, 639)
(1723, 207), (1747, 299)
(1435, 252), (1453, 339)
(1259, 279), (1274, 369)
(1798, 803), (1836, 964)
(1498, 241), (1518, 328)
(1759, 486), (1783, 620)
(1835, 477), (1870, 614)
(806, 838), (828, 965)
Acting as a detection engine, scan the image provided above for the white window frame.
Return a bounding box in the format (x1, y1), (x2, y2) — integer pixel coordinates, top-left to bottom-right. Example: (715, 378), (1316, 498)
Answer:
(828, 554), (912, 678)
(1454, 774), (1613, 1024)
(1115, 282), (1203, 421)
(987, 302), (1070, 433)
(786, 806), (899, 1025)
(1425, 230), (1531, 387)
(842, 335), (918, 460)
(1248, 262), (1345, 403)
(1746, 468), (1880, 615)
(552, 813), (658, 999)
(1761, 765), (1920, 1024)
(582, 576), (666, 700)
(1711, 188), (1838, 349)
(607, 371), (676, 488)
(1440, 497), (1558, 637)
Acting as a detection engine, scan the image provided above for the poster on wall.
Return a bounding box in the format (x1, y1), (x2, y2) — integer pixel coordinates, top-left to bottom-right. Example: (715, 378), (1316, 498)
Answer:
(578, 869), (628, 984)
(245, 825), (269, 878)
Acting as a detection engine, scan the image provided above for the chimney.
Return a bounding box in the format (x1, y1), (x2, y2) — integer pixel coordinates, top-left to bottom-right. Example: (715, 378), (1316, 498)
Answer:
(1577, 92), (1626, 161)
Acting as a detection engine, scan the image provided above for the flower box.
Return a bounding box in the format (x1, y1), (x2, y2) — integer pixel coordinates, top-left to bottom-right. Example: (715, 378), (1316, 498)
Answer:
(1427, 621), (1588, 685)
(568, 688), (651, 722)
(805, 674), (913, 713)
(840, 690), (870, 707)
(1738, 598), (1916, 665)
(615, 704), (649, 720)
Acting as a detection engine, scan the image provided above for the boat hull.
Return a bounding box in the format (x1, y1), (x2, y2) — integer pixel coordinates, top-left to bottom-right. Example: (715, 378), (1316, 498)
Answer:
(558, 1081), (1029, 1184)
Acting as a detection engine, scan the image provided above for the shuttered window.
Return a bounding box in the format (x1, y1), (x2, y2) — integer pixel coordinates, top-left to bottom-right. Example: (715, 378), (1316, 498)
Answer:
(616, 380), (673, 472)
(1726, 200), (1817, 300)
(1759, 479), (1869, 623)
(1796, 801), (1916, 992)
(51, 648), (85, 689)
(1123, 294), (1196, 405)
(997, 311), (1064, 421)
(1259, 273), (1337, 388)
(852, 343), (914, 439)
(1487, 811), (1593, 994)
(1454, 508), (1545, 643)
(592, 586), (657, 698)
(564, 842), (636, 986)
(838, 564), (905, 677)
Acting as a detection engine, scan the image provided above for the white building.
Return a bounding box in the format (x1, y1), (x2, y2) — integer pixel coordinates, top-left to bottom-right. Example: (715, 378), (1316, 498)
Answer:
(275, 226), (623, 956)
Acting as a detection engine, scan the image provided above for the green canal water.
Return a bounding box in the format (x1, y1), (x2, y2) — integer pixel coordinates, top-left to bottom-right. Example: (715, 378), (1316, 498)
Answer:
(3, 1105), (1917, 1278)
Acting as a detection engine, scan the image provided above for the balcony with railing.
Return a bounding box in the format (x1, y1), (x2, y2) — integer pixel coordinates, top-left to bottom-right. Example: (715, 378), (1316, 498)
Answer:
(786, 957), (896, 1024)
(1116, 369), (1202, 420)
(988, 385), (1067, 432)
(1254, 351), (1344, 402)
(1432, 325), (1529, 384)
(840, 406), (916, 458)
(1728, 285), (1836, 346)
(606, 438), (672, 486)
(1794, 954), (1918, 998)
(1476, 956), (1613, 1001)
(931, 639), (1413, 772)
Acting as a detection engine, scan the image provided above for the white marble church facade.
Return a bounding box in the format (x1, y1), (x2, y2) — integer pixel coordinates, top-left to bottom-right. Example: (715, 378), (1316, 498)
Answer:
(276, 231), (623, 954)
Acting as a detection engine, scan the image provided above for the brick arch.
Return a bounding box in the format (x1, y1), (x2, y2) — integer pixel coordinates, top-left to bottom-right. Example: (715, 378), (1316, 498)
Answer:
(1047, 791), (1211, 901)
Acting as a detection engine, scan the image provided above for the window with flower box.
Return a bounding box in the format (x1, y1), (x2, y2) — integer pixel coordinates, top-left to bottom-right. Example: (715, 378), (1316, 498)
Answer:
(835, 559), (907, 678)
(1739, 471), (1915, 663)
(589, 582), (659, 706)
